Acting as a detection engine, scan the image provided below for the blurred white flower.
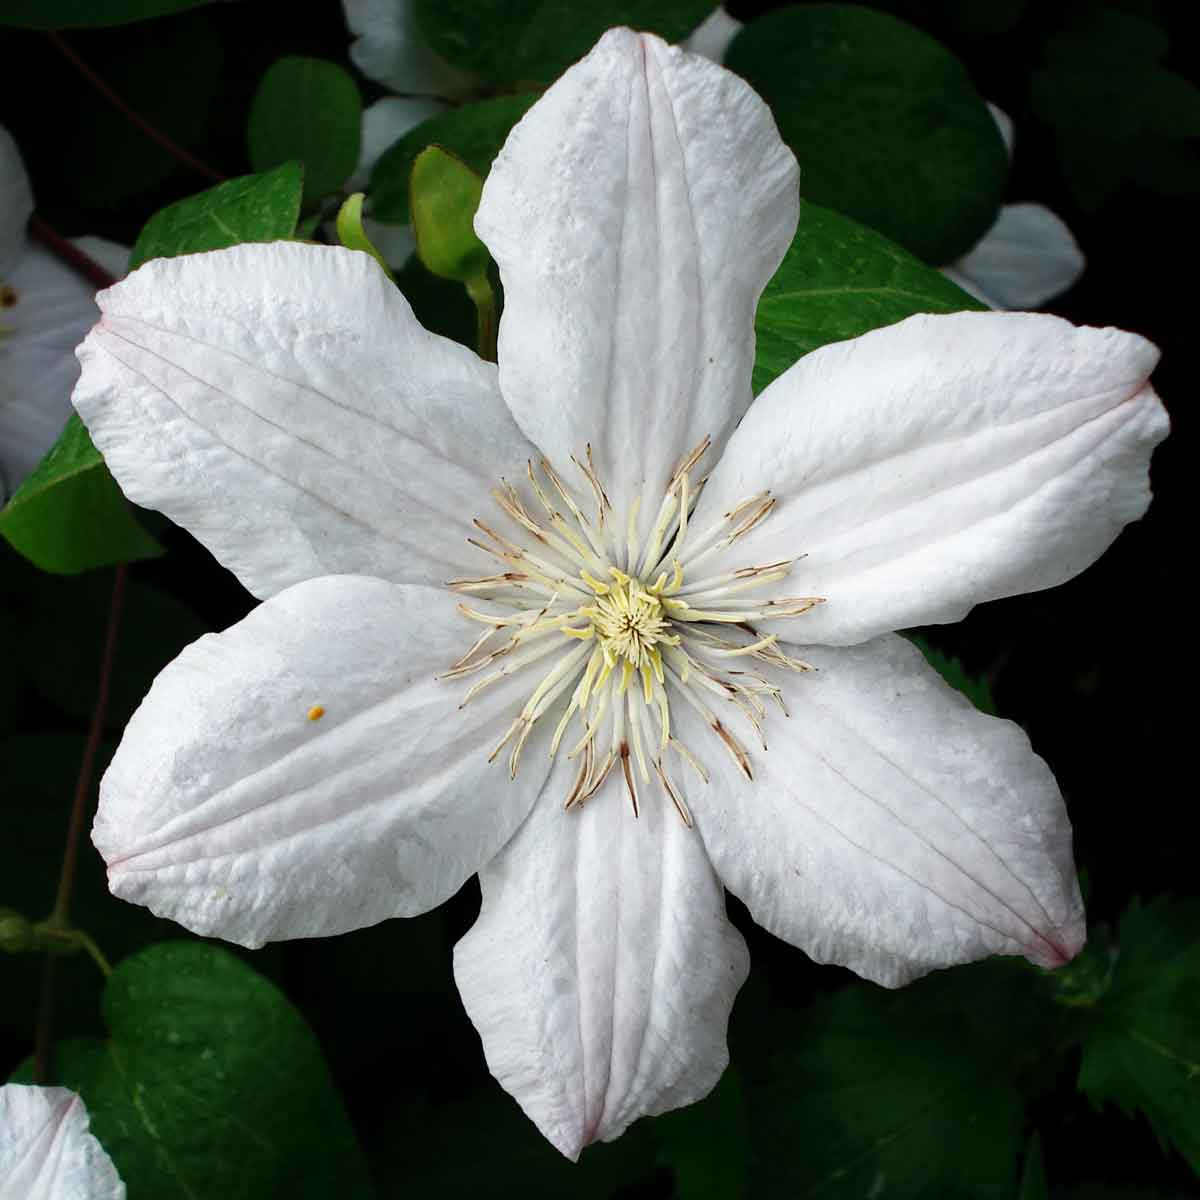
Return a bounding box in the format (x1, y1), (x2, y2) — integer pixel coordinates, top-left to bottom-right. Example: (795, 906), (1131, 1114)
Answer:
(0, 127), (127, 498)
(943, 104), (1086, 309)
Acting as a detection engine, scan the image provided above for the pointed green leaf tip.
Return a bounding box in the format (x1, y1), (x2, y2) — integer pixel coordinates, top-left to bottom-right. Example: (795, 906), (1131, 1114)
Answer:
(335, 193), (395, 282)
(409, 147), (497, 360)
(410, 146), (490, 287)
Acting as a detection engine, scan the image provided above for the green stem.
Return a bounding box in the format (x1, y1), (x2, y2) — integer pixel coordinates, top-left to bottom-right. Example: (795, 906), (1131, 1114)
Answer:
(466, 273), (498, 363)
(35, 925), (114, 978)
(74, 931), (113, 978)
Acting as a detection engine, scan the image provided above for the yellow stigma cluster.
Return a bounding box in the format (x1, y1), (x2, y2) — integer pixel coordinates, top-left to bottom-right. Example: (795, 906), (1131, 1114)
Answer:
(567, 567), (680, 687)
(443, 439), (822, 825)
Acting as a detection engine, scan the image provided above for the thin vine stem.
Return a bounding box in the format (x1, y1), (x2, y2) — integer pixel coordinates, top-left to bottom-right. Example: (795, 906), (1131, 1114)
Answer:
(33, 563), (129, 1082)
(28, 216), (117, 291)
(47, 30), (225, 184)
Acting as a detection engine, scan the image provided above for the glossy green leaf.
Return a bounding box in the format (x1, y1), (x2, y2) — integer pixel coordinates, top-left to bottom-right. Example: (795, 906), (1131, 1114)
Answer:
(413, 0), (714, 86)
(727, 4), (1007, 263)
(908, 635), (998, 715)
(247, 56), (362, 203)
(0, 0), (215, 29)
(16, 942), (375, 1200)
(1079, 897), (1200, 1173)
(369, 94), (537, 226)
(0, 415), (162, 573)
(744, 961), (1044, 1198)
(753, 199), (984, 393)
(130, 161), (304, 269)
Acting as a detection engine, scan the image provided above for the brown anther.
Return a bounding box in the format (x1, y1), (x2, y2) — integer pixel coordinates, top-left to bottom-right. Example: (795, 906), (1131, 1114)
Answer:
(619, 741), (639, 817)
(712, 719), (753, 780)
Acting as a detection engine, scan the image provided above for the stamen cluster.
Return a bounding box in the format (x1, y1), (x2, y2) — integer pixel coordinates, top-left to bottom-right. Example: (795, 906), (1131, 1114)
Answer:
(443, 438), (821, 825)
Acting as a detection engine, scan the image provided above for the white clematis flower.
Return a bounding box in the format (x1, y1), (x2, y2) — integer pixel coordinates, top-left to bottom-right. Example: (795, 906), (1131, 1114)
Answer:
(72, 30), (1167, 1158)
(0, 1085), (125, 1200)
(0, 127), (127, 498)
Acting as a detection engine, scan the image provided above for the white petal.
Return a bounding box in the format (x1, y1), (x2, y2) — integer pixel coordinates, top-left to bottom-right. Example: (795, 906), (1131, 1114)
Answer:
(945, 202), (1086, 310)
(0, 126), (33, 276)
(454, 761), (749, 1159)
(95, 575), (550, 949)
(348, 95), (446, 191)
(73, 242), (537, 600)
(0, 243), (113, 495)
(682, 635), (1084, 987)
(0, 1085), (125, 1200)
(986, 101), (1015, 159)
(343, 0), (475, 97)
(476, 28), (798, 521)
(693, 311), (1167, 646)
(681, 7), (744, 63)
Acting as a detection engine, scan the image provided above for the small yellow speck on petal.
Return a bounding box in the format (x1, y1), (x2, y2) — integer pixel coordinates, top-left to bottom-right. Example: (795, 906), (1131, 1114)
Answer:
(307, 705), (325, 722)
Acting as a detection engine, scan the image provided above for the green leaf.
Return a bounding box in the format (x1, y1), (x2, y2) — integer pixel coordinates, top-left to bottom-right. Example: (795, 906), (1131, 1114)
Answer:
(247, 57), (362, 204)
(727, 4), (1007, 263)
(130, 162), (304, 270)
(907, 635), (998, 715)
(753, 199), (984, 393)
(1079, 897), (1200, 1173)
(0, 415), (162, 573)
(15, 942), (375, 1200)
(0, 0), (215, 29)
(369, 94), (537, 226)
(413, 0), (714, 86)
(410, 147), (489, 285)
(652, 1068), (748, 1199)
(744, 962), (1043, 1199)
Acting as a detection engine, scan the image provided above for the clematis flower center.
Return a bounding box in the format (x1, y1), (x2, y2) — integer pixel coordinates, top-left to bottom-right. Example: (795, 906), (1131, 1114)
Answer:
(443, 437), (822, 825)
(576, 569), (677, 672)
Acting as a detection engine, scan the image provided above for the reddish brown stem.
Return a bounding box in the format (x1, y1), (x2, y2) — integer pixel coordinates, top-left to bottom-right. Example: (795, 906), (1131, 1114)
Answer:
(32, 563), (129, 1083)
(28, 216), (116, 291)
(47, 30), (225, 184)
(32, 957), (57, 1084)
(53, 564), (128, 923)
